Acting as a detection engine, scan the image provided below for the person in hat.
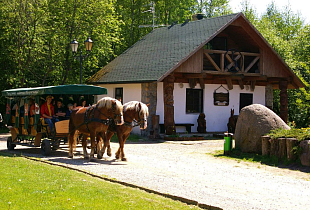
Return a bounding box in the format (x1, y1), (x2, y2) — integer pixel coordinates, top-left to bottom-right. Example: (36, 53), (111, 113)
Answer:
(41, 95), (59, 133)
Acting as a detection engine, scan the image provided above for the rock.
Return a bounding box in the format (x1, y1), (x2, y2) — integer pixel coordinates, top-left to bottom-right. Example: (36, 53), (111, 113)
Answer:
(235, 104), (290, 153)
(299, 140), (310, 167)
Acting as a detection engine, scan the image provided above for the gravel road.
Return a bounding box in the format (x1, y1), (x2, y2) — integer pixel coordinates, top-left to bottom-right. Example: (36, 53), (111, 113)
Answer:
(1, 133), (310, 210)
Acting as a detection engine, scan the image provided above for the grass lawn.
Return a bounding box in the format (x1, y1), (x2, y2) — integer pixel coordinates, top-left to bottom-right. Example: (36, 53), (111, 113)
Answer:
(0, 152), (201, 210)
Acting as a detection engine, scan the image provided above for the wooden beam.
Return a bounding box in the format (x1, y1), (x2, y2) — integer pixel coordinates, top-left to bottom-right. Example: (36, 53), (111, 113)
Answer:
(238, 79), (244, 89)
(244, 56), (260, 72)
(182, 73), (206, 79)
(220, 53), (224, 71)
(224, 54), (241, 72)
(199, 78), (205, 89)
(226, 77), (233, 90)
(204, 49), (260, 57)
(204, 52), (221, 71)
(250, 80), (256, 91)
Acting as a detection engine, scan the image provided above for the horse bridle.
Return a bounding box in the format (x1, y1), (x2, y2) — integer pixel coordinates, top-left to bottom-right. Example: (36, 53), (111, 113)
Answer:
(123, 106), (147, 128)
(93, 102), (123, 125)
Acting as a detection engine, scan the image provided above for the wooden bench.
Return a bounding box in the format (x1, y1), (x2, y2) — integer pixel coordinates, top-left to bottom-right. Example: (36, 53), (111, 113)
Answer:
(159, 123), (194, 134)
(55, 120), (69, 138)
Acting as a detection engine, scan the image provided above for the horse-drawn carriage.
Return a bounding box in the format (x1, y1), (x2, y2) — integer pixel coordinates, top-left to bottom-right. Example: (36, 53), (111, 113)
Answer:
(2, 84), (107, 156)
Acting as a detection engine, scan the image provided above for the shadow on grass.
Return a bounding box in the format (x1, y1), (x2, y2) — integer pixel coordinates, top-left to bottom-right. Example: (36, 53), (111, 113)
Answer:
(212, 149), (310, 173)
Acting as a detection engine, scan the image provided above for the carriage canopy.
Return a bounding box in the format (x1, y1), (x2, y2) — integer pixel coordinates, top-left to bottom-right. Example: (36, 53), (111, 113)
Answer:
(2, 84), (107, 97)
(2, 84), (107, 129)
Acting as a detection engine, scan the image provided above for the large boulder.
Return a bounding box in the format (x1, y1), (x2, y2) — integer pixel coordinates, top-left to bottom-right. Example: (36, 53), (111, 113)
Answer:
(235, 104), (290, 153)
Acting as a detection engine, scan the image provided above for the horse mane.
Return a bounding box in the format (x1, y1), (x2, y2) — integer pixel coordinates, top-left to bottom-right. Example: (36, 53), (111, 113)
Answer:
(124, 101), (149, 116)
(97, 97), (123, 113)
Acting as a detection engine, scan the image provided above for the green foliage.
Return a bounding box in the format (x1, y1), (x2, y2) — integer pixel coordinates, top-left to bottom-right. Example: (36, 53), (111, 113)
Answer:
(0, 153), (201, 210)
(267, 127), (310, 141)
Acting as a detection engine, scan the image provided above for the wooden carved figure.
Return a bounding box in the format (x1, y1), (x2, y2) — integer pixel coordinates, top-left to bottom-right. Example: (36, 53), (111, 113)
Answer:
(227, 109), (237, 133)
(197, 113), (206, 133)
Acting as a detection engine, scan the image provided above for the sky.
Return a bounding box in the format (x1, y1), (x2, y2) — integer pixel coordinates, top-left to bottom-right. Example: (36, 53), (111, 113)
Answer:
(229, 0), (310, 23)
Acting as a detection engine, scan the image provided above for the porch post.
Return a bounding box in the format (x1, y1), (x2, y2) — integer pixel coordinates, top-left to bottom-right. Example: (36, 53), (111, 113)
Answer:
(141, 82), (157, 136)
(279, 80), (288, 123)
(163, 75), (175, 135)
(265, 84), (273, 110)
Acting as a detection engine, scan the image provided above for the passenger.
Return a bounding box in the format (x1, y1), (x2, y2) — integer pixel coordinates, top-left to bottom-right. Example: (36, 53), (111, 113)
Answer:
(73, 102), (77, 109)
(29, 99), (35, 117)
(66, 103), (73, 119)
(41, 95), (59, 133)
(55, 100), (66, 121)
(80, 99), (87, 107)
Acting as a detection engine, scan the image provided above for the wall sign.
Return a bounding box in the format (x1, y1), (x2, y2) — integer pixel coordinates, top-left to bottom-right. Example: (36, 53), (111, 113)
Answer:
(213, 85), (229, 106)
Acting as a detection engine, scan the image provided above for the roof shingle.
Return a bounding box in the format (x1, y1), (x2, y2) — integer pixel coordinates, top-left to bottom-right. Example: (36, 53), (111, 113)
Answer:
(88, 13), (240, 84)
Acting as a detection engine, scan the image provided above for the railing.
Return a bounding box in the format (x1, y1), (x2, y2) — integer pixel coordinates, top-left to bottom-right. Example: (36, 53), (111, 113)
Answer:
(203, 49), (260, 73)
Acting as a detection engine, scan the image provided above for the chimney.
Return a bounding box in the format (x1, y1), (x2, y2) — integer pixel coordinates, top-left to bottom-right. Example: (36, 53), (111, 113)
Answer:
(192, 13), (204, 21)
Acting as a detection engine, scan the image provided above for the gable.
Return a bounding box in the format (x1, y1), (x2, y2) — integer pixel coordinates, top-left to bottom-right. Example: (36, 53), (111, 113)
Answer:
(88, 13), (304, 89)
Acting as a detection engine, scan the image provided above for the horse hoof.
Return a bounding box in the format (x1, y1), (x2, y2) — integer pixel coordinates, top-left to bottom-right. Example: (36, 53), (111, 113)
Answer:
(68, 155), (73, 159)
(84, 156), (89, 160)
(89, 157), (96, 162)
(107, 152), (112, 157)
(115, 155), (119, 159)
(121, 157), (127, 161)
(97, 154), (102, 159)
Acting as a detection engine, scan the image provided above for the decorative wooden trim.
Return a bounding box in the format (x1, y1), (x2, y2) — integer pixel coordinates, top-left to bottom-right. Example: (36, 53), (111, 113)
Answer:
(204, 49), (260, 57)
(224, 54), (241, 72)
(238, 79), (244, 89)
(250, 80), (256, 91)
(245, 56), (260, 72)
(199, 78), (205, 89)
(226, 77), (233, 90)
(204, 52), (221, 71)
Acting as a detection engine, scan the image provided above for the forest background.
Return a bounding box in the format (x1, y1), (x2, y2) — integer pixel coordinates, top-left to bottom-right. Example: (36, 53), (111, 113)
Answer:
(0, 0), (309, 127)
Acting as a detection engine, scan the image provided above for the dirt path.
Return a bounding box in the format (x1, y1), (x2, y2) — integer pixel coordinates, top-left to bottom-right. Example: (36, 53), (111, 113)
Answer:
(1, 134), (310, 210)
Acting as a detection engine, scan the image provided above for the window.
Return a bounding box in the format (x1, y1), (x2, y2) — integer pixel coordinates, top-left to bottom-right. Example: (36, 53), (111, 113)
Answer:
(186, 89), (203, 113)
(115, 88), (123, 103)
(239, 93), (253, 111)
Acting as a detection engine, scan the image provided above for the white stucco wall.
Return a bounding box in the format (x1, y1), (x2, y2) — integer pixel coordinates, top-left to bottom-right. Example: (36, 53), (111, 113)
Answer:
(97, 83), (142, 134)
(96, 82), (265, 133)
(157, 82), (265, 133)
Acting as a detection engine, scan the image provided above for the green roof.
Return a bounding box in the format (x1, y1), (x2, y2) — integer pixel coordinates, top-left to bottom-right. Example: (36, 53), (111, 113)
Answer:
(88, 13), (240, 84)
(2, 84), (107, 97)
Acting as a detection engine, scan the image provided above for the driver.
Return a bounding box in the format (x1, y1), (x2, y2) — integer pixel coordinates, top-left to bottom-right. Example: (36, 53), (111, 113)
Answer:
(41, 95), (59, 133)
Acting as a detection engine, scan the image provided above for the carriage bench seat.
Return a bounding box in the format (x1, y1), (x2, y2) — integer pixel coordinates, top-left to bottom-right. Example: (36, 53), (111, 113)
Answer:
(55, 120), (69, 137)
(159, 123), (194, 134)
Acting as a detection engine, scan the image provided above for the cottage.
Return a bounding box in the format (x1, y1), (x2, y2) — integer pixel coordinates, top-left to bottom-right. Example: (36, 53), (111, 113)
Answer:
(88, 13), (304, 135)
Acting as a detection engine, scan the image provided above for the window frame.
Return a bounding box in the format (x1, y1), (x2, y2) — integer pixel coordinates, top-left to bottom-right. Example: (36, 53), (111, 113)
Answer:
(114, 87), (123, 103)
(186, 88), (203, 114)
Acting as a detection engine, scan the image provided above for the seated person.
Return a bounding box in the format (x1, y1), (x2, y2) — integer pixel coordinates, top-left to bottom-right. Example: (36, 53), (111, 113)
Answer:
(79, 99), (87, 107)
(29, 99), (35, 117)
(66, 103), (74, 119)
(41, 95), (59, 133)
(55, 100), (66, 121)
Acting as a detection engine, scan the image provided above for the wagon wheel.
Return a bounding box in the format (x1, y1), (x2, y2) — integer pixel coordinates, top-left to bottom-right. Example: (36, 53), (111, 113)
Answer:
(52, 139), (60, 151)
(7, 137), (15, 150)
(224, 49), (243, 72)
(41, 139), (51, 156)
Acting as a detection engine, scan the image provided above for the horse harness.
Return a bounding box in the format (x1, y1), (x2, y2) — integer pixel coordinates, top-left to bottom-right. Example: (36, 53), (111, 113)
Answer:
(74, 103), (121, 133)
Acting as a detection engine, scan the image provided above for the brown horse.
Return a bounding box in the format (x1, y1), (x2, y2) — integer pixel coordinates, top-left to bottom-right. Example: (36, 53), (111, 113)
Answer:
(106, 101), (149, 161)
(68, 97), (124, 160)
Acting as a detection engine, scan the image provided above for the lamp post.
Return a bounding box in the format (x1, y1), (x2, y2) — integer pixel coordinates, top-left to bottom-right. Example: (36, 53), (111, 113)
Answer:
(70, 37), (93, 84)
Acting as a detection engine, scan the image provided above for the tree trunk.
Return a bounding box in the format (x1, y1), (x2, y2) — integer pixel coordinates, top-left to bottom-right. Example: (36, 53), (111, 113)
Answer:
(270, 138), (278, 157)
(261, 136), (270, 156)
(286, 138), (299, 161)
(278, 138), (286, 159)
